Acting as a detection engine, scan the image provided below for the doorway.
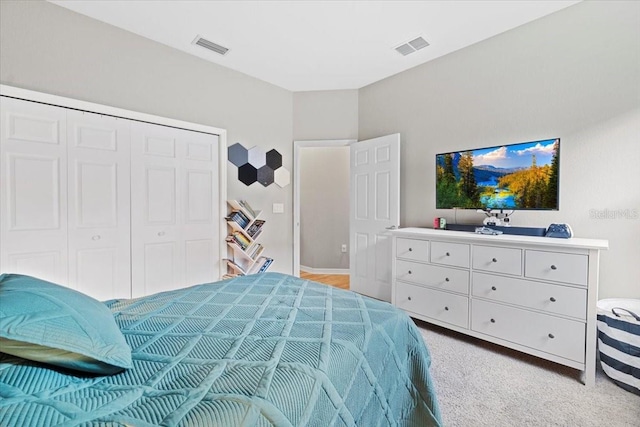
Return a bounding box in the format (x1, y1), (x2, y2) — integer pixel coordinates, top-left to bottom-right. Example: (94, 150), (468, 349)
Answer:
(293, 139), (355, 288)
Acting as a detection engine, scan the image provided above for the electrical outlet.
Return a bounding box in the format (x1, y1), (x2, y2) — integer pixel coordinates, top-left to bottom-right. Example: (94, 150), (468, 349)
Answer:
(341, 244), (347, 253)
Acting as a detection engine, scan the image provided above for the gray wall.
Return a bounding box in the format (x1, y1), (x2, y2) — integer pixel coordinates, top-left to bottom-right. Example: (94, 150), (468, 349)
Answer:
(293, 90), (358, 272)
(293, 90), (359, 140)
(359, 1), (640, 299)
(0, 0), (294, 274)
(299, 147), (350, 271)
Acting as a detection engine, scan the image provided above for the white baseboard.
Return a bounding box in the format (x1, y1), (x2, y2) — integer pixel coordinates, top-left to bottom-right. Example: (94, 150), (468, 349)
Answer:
(300, 265), (349, 275)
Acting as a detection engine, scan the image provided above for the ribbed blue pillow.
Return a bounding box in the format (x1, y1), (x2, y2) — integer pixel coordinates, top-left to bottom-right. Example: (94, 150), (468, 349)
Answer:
(0, 273), (132, 375)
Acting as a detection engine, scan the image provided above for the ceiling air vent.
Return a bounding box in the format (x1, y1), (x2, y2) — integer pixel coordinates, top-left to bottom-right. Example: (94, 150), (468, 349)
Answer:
(192, 35), (229, 56)
(395, 36), (429, 56)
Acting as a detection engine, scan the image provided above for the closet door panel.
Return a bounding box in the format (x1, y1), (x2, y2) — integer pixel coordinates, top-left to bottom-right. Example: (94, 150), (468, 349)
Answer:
(131, 122), (219, 297)
(131, 122), (182, 297)
(67, 110), (131, 300)
(0, 98), (68, 285)
(183, 132), (219, 288)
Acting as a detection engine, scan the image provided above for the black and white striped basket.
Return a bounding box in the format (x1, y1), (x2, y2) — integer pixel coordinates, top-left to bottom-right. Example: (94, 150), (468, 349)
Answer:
(596, 298), (640, 395)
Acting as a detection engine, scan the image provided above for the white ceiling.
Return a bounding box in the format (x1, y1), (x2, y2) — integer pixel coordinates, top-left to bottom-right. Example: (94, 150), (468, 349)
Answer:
(50, 0), (580, 92)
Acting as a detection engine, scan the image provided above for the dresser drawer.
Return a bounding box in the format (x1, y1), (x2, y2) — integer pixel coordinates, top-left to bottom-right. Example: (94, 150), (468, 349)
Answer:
(472, 245), (522, 276)
(430, 241), (470, 268)
(471, 300), (585, 363)
(472, 272), (587, 319)
(525, 250), (588, 286)
(397, 260), (469, 294)
(396, 282), (469, 329)
(396, 238), (429, 262)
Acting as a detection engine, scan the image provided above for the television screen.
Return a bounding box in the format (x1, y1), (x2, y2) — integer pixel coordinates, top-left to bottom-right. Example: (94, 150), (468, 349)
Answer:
(436, 138), (560, 210)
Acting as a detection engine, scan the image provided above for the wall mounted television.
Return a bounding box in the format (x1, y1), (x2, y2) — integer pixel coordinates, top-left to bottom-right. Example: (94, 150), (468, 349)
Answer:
(436, 138), (560, 210)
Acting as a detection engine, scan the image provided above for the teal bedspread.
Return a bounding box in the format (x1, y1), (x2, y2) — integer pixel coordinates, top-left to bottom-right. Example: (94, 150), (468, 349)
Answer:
(0, 273), (442, 426)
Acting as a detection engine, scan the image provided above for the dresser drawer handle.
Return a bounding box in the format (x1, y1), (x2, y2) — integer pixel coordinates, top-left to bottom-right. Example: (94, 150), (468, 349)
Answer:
(444, 306), (449, 311)
(446, 252), (450, 256)
(550, 297), (556, 302)
(548, 333), (555, 339)
(550, 265), (557, 270)
(490, 318), (496, 323)
(492, 258), (498, 263)
(408, 270), (412, 275)
(491, 286), (497, 291)
(445, 277), (450, 282)
(408, 296), (412, 301)
(408, 248), (413, 252)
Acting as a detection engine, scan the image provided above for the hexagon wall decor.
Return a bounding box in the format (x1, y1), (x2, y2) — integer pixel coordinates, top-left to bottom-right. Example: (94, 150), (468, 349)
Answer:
(257, 165), (275, 187)
(238, 163), (258, 186)
(228, 142), (289, 188)
(228, 143), (248, 167)
(274, 167), (291, 188)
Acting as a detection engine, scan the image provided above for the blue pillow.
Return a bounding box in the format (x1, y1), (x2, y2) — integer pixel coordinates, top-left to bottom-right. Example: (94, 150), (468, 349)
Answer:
(0, 273), (132, 375)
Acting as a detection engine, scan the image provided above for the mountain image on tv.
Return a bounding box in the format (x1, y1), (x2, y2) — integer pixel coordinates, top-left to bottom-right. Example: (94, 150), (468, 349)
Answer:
(436, 138), (560, 210)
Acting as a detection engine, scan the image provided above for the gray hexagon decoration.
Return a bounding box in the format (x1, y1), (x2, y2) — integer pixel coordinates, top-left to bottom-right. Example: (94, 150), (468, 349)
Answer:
(266, 149), (282, 169)
(228, 143), (248, 167)
(247, 146), (266, 168)
(257, 165), (275, 187)
(228, 142), (289, 188)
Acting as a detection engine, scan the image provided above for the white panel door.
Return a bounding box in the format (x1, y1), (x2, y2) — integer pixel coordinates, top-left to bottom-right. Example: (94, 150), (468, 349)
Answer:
(349, 134), (400, 301)
(67, 110), (131, 300)
(131, 121), (219, 297)
(183, 131), (219, 286)
(0, 97), (68, 285)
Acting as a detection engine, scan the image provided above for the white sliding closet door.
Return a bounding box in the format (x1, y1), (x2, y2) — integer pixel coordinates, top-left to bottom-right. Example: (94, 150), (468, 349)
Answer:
(130, 121), (219, 297)
(67, 110), (131, 300)
(0, 98), (68, 285)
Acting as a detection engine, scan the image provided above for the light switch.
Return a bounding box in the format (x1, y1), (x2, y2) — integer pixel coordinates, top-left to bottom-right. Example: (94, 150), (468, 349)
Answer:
(272, 203), (284, 214)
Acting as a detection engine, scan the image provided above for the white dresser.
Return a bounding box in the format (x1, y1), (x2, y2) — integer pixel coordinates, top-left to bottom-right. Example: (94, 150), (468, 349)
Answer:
(391, 227), (608, 386)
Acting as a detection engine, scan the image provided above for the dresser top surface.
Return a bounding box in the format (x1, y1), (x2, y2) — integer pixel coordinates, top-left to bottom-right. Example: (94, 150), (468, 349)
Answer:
(392, 227), (609, 250)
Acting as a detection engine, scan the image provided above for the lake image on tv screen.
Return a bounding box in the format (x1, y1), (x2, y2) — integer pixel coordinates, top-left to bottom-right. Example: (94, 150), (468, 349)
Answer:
(436, 138), (559, 210)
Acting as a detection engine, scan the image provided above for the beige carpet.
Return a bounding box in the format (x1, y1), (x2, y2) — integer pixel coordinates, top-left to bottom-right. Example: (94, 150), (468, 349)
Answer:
(416, 320), (640, 427)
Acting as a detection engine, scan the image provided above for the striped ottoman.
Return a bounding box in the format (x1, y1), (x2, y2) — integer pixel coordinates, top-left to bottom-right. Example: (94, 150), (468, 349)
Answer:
(597, 298), (640, 395)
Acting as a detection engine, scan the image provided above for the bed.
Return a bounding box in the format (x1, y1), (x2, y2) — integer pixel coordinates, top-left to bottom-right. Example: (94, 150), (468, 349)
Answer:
(0, 272), (442, 426)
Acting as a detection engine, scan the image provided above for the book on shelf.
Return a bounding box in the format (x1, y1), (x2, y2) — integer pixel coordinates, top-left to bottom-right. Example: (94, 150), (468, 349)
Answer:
(258, 257), (273, 273)
(226, 210), (250, 228)
(238, 200), (257, 218)
(248, 256), (273, 274)
(246, 219), (265, 238)
(226, 233), (250, 251)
